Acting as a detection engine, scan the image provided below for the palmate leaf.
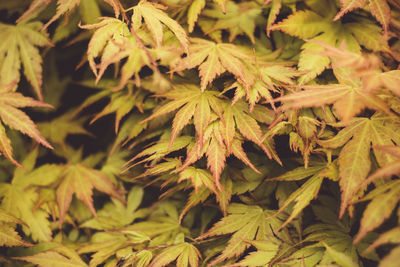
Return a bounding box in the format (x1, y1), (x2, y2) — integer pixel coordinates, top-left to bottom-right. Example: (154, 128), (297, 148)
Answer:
(334, 0), (391, 33)
(275, 67), (391, 123)
(187, 0), (206, 32)
(149, 242), (201, 267)
(354, 180), (400, 243)
(319, 113), (400, 217)
(0, 21), (52, 100)
(56, 163), (125, 225)
(78, 230), (150, 267)
(18, 0), (116, 27)
(364, 145), (400, 184)
(141, 84), (221, 148)
(266, 159), (338, 228)
(0, 150), (52, 242)
(81, 186), (148, 230)
(0, 209), (32, 247)
(201, 1), (263, 43)
(178, 38), (253, 91)
(199, 203), (283, 266)
(130, 201), (190, 247)
(15, 248), (87, 267)
(131, 1), (189, 52)
(232, 240), (279, 267)
(231, 64), (298, 112)
(270, 0), (386, 84)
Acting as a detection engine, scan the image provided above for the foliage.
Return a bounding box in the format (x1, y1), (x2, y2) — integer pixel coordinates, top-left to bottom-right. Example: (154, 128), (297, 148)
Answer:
(0, 0), (400, 266)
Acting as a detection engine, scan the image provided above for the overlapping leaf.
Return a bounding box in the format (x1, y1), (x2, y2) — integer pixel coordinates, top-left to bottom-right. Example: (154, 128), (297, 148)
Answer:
(178, 38), (253, 90)
(0, 21), (52, 100)
(199, 203), (284, 265)
(319, 113), (400, 217)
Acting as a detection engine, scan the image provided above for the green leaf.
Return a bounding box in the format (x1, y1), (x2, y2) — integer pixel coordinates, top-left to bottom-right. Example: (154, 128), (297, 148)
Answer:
(15, 250), (87, 267)
(0, 21), (52, 100)
(323, 243), (359, 267)
(150, 242), (201, 267)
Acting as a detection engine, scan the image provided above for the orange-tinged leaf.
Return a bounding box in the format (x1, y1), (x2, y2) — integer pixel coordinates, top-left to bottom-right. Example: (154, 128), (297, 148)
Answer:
(133, 1), (189, 51)
(276, 82), (391, 123)
(104, 0), (121, 18)
(378, 246), (400, 267)
(43, 0), (81, 30)
(334, 0), (367, 21)
(354, 182), (400, 243)
(0, 22), (52, 100)
(266, 0), (282, 37)
(233, 106), (263, 145)
(188, 0), (206, 32)
(170, 100), (197, 148)
(81, 18), (129, 77)
(0, 103), (52, 149)
(221, 105), (235, 153)
(17, 0), (53, 23)
(198, 45), (224, 91)
(380, 70), (400, 97)
(180, 39), (252, 91)
(0, 222), (32, 247)
(319, 114), (400, 217)
(365, 227), (400, 253)
(57, 164), (124, 225)
(0, 121), (21, 167)
(206, 136), (226, 190)
(369, 0), (391, 33)
(194, 94), (211, 145)
(231, 139), (260, 174)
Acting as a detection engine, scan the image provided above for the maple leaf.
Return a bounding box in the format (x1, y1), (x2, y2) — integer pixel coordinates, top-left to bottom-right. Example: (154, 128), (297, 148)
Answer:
(354, 180), (400, 244)
(201, 1), (263, 43)
(131, 1), (189, 51)
(232, 240), (279, 267)
(187, 0), (206, 32)
(81, 186), (148, 230)
(265, 0), (282, 37)
(270, 0), (387, 83)
(78, 230), (150, 266)
(231, 64), (298, 112)
(80, 18), (130, 80)
(37, 112), (91, 149)
(15, 247), (87, 267)
(141, 84), (222, 148)
(130, 201), (190, 247)
(0, 92), (53, 165)
(178, 167), (218, 195)
(19, 0), (109, 27)
(364, 145), (400, 185)
(334, 0), (391, 33)
(365, 226), (400, 254)
(323, 243), (359, 267)
(199, 203), (284, 265)
(149, 242), (201, 267)
(0, 209), (32, 247)
(319, 113), (400, 217)
(178, 38), (253, 91)
(0, 21), (52, 100)
(0, 150), (53, 242)
(266, 159), (338, 229)
(56, 163), (125, 225)
(275, 67), (392, 123)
